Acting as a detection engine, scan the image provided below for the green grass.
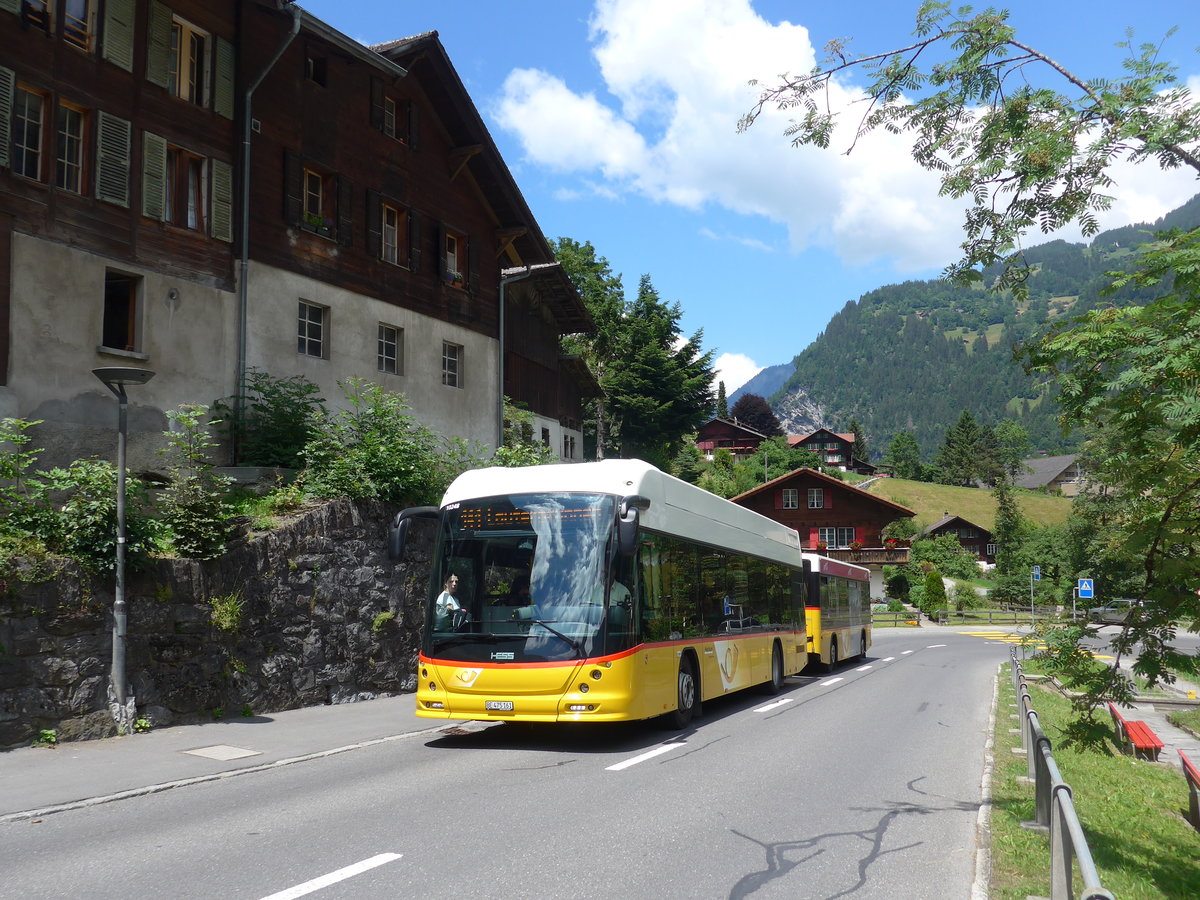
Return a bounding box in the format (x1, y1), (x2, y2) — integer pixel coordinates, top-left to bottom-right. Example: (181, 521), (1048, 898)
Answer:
(1168, 707), (1200, 738)
(992, 668), (1199, 899)
(865, 477), (1072, 530)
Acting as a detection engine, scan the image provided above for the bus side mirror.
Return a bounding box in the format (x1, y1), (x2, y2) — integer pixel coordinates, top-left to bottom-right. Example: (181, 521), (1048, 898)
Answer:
(617, 495), (650, 557)
(388, 506), (439, 559)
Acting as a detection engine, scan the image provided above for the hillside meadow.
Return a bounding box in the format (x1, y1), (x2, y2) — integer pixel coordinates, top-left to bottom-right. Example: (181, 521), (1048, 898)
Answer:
(864, 477), (1072, 531)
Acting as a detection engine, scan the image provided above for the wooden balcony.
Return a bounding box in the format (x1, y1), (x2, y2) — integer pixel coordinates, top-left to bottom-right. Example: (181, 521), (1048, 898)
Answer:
(820, 547), (910, 565)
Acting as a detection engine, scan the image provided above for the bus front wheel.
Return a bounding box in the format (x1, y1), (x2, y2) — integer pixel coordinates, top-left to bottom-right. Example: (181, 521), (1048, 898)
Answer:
(668, 656), (698, 728)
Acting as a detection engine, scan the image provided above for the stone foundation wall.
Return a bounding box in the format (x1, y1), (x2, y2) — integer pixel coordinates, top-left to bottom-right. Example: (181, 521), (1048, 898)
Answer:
(0, 500), (428, 749)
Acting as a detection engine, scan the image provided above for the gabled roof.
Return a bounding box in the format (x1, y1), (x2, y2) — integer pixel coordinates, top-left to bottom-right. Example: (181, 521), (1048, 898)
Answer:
(371, 32), (592, 335)
(1014, 454), (1079, 490)
(789, 429), (855, 446)
(698, 417), (770, 440)
(732, 467), (916, 517)
(923, 514), (993, 536)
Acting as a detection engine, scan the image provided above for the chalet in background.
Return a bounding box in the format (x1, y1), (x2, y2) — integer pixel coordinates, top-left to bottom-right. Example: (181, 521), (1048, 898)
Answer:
(0, 0), (593, 467)
(787, 428), (875, 475)
(695, 416), (768, 461)
(923, 514), (996, 566)
(1015, 454), (1082, 497)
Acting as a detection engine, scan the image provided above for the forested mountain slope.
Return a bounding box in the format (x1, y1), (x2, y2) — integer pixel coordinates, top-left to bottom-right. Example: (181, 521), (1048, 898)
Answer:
(766, 193), (1200, 457)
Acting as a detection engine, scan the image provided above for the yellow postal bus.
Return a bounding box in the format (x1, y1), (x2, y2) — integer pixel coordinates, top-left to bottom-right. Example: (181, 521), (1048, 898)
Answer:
(390, 459), (866, 726)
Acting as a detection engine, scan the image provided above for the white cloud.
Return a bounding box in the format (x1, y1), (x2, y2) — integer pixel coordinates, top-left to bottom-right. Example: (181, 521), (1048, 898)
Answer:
(494, 1), (1200, 271)
(714, 352), (763, 394)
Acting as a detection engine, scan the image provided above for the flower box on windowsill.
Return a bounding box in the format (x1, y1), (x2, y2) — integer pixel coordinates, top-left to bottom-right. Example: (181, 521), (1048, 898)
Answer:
(301, 214), (334, 239)
(443, 270), (465, 289)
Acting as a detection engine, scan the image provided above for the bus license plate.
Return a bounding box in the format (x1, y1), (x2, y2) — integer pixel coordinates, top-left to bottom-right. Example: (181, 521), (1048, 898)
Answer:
(485, 701), (514, 711)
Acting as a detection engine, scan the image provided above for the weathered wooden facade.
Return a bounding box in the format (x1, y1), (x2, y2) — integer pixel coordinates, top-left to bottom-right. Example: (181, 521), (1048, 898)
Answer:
(788, 428), (875, 475)
(695, 417), (768, 460)
(732, 468), (914, 551)
(923, 514), (996, 565)
(0, 1), (592, 466)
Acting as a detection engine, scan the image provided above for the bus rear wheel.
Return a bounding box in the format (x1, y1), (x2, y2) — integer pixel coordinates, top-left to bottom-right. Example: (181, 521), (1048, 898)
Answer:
(825, 638), (839, 673)
(667, 656), (698, 729)
(760, 642), (784, 694)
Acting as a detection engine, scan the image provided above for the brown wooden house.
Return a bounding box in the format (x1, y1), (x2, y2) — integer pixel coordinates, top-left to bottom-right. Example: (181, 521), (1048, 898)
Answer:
(0, 1), (593, 467)
(696, 417), (768, 460)
(923, 515), (996, 565)
(788, 428), (876, 475)
(732, 467), (915, 563)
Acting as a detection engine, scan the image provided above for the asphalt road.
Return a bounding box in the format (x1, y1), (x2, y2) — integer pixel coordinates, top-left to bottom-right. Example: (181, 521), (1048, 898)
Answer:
(1, 629), (1014, 900)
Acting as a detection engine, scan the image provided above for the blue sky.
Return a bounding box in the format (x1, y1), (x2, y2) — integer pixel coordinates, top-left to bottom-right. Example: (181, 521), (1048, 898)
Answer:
(297, 1), (1200, 392)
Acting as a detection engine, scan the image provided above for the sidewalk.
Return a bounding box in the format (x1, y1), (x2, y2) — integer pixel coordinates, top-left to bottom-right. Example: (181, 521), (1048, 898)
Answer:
(0, 693), (449, 822)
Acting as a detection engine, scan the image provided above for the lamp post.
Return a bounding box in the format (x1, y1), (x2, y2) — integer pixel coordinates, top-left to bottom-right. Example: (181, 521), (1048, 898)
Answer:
(92, 367), (155, 726)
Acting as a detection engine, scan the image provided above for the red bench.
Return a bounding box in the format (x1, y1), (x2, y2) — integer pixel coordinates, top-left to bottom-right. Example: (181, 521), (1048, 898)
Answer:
(1107, 702), (1164, 761)
(1181, 750), (1200, 832)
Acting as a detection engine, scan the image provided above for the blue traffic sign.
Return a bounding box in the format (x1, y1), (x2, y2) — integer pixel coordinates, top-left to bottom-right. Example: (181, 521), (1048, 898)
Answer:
(1032, 565), (1041, 581)
(1078, 578), (1094, 599)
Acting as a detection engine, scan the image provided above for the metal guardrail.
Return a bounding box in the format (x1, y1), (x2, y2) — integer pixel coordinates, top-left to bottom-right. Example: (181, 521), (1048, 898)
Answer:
(1009, 647), (1114, 900)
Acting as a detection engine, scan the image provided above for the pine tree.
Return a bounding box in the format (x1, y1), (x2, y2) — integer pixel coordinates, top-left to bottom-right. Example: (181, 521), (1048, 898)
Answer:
(935, 410), (983, 487)
(716, 381), (728, 418)
(848, 417), (868, 463)
(883, 431), (923, 480)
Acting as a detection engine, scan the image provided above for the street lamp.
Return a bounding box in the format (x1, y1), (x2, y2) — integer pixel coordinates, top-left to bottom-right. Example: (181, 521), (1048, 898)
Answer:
(92, 366), (155, 728)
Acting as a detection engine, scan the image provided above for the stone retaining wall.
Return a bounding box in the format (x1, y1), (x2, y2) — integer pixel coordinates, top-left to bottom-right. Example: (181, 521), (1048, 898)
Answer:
(0, 500), (428, 748)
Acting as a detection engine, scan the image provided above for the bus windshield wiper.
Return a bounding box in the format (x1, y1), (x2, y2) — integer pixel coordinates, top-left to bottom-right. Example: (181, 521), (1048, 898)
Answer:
(530, 620), (584, 657)
(431, 633), (505, 652)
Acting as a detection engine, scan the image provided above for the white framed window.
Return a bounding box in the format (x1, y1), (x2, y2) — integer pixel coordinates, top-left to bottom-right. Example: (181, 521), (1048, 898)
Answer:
(442, 341), (463, 388)
(13, 85), (47, 181)
(298, 301), (327, 358)
(818, 527), (837, 547)
(807, 487), (824, 509)
(381, 202), (407, 266)
(837, 527), (856, 548)
(378, 324), (402, 375)
(169, 16), (209, 105)
(64, 0), (94, 51)
(781, 488), (798, 509)
(986, 543), (997, 557)
(165, 147), (206, 230)
(55, 101), (86, 193)
(302, 167), (335, 236)
(383, 96), (396, 138)
(444, 232), (460, 283)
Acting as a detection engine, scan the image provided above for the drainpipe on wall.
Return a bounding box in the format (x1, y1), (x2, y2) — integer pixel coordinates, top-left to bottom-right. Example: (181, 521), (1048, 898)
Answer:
(234, 1), (302, 462)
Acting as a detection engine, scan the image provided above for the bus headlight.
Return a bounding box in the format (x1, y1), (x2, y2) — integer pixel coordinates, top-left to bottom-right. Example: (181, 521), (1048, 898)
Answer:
(567, 704), (596, 712)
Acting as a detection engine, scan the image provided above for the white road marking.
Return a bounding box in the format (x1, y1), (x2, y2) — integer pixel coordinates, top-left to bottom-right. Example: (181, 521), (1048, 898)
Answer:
(927, 644), (947, 648)
(606, 742), (686, 771)
(260, 853), (402, 900)
(855, 665), (872, 671)
(820, 677), (844, 686)
(881, 656), (896, 662)
(902, 650), (915, 655)
(753, 698), (794, 713)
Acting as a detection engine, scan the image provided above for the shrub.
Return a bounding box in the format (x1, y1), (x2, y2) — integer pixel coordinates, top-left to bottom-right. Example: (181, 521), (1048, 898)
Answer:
(159, 405), (232, 560)
(209, 591), (245, 632)
(215, 368), (325, 468)
(922, 569), (948, 613)
(301, 379), (446, 505)
(907, 534), (979, 581)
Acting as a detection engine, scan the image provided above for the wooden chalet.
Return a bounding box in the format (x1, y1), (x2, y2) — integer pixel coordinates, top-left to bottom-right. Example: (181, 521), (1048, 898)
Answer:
(732, 467), (915, 565)
(788, 428), (875, 475)
(1015, 454), (1083, 497)
(695, 417), (768, 460)
(0, 1), (594, 466)
(923, 514), (996, 566)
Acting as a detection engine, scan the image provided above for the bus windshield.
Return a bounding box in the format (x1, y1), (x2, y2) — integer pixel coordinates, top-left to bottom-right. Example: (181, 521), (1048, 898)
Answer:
(426, 492), (624, 663)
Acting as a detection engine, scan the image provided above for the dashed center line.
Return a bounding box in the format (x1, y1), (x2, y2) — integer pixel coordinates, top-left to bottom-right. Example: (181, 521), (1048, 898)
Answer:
(753, 698), (794, 713)
(901, 650), (914, 655)
(926, 644), (947, 648)
(880, 656), (896, 662)
(606, 742), (686, 771)
(855, 665), (873, 671)
(260, 853), (402, 900)
(820, 677), (844, 686)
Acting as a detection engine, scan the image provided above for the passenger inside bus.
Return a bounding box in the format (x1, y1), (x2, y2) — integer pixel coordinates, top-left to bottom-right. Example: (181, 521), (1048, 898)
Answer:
(435, 574), (470, 631)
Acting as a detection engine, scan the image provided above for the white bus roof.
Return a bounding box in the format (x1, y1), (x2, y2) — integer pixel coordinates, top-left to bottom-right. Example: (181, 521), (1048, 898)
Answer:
(442, 459), (802, 567)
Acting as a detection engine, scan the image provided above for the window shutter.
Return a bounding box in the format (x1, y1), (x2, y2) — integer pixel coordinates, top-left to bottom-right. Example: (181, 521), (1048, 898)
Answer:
(0, 1), (19, 14)
(408, 210), (421, 272)
(774, 490), (784, 510)
(809, 527), (820, 547)
(823, 490), (831, 509)
(102, 0), (135, 72)
(369, 78), (384, 131)
(365, 190), (381, 258)
(145, 1), (172, 89)
(141, 131), (167, 220)
(467, 235), (479, 294)
(337, 175), (353, 246)
(0, 66), (13, 170)
(210, 158), (233, 242)
(407, 100), (419, 150)
(437, 222), (447, 278)
(283, 151), (302, 225)
(95, 112), (131, 207)
(214, 37), (235, 119)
